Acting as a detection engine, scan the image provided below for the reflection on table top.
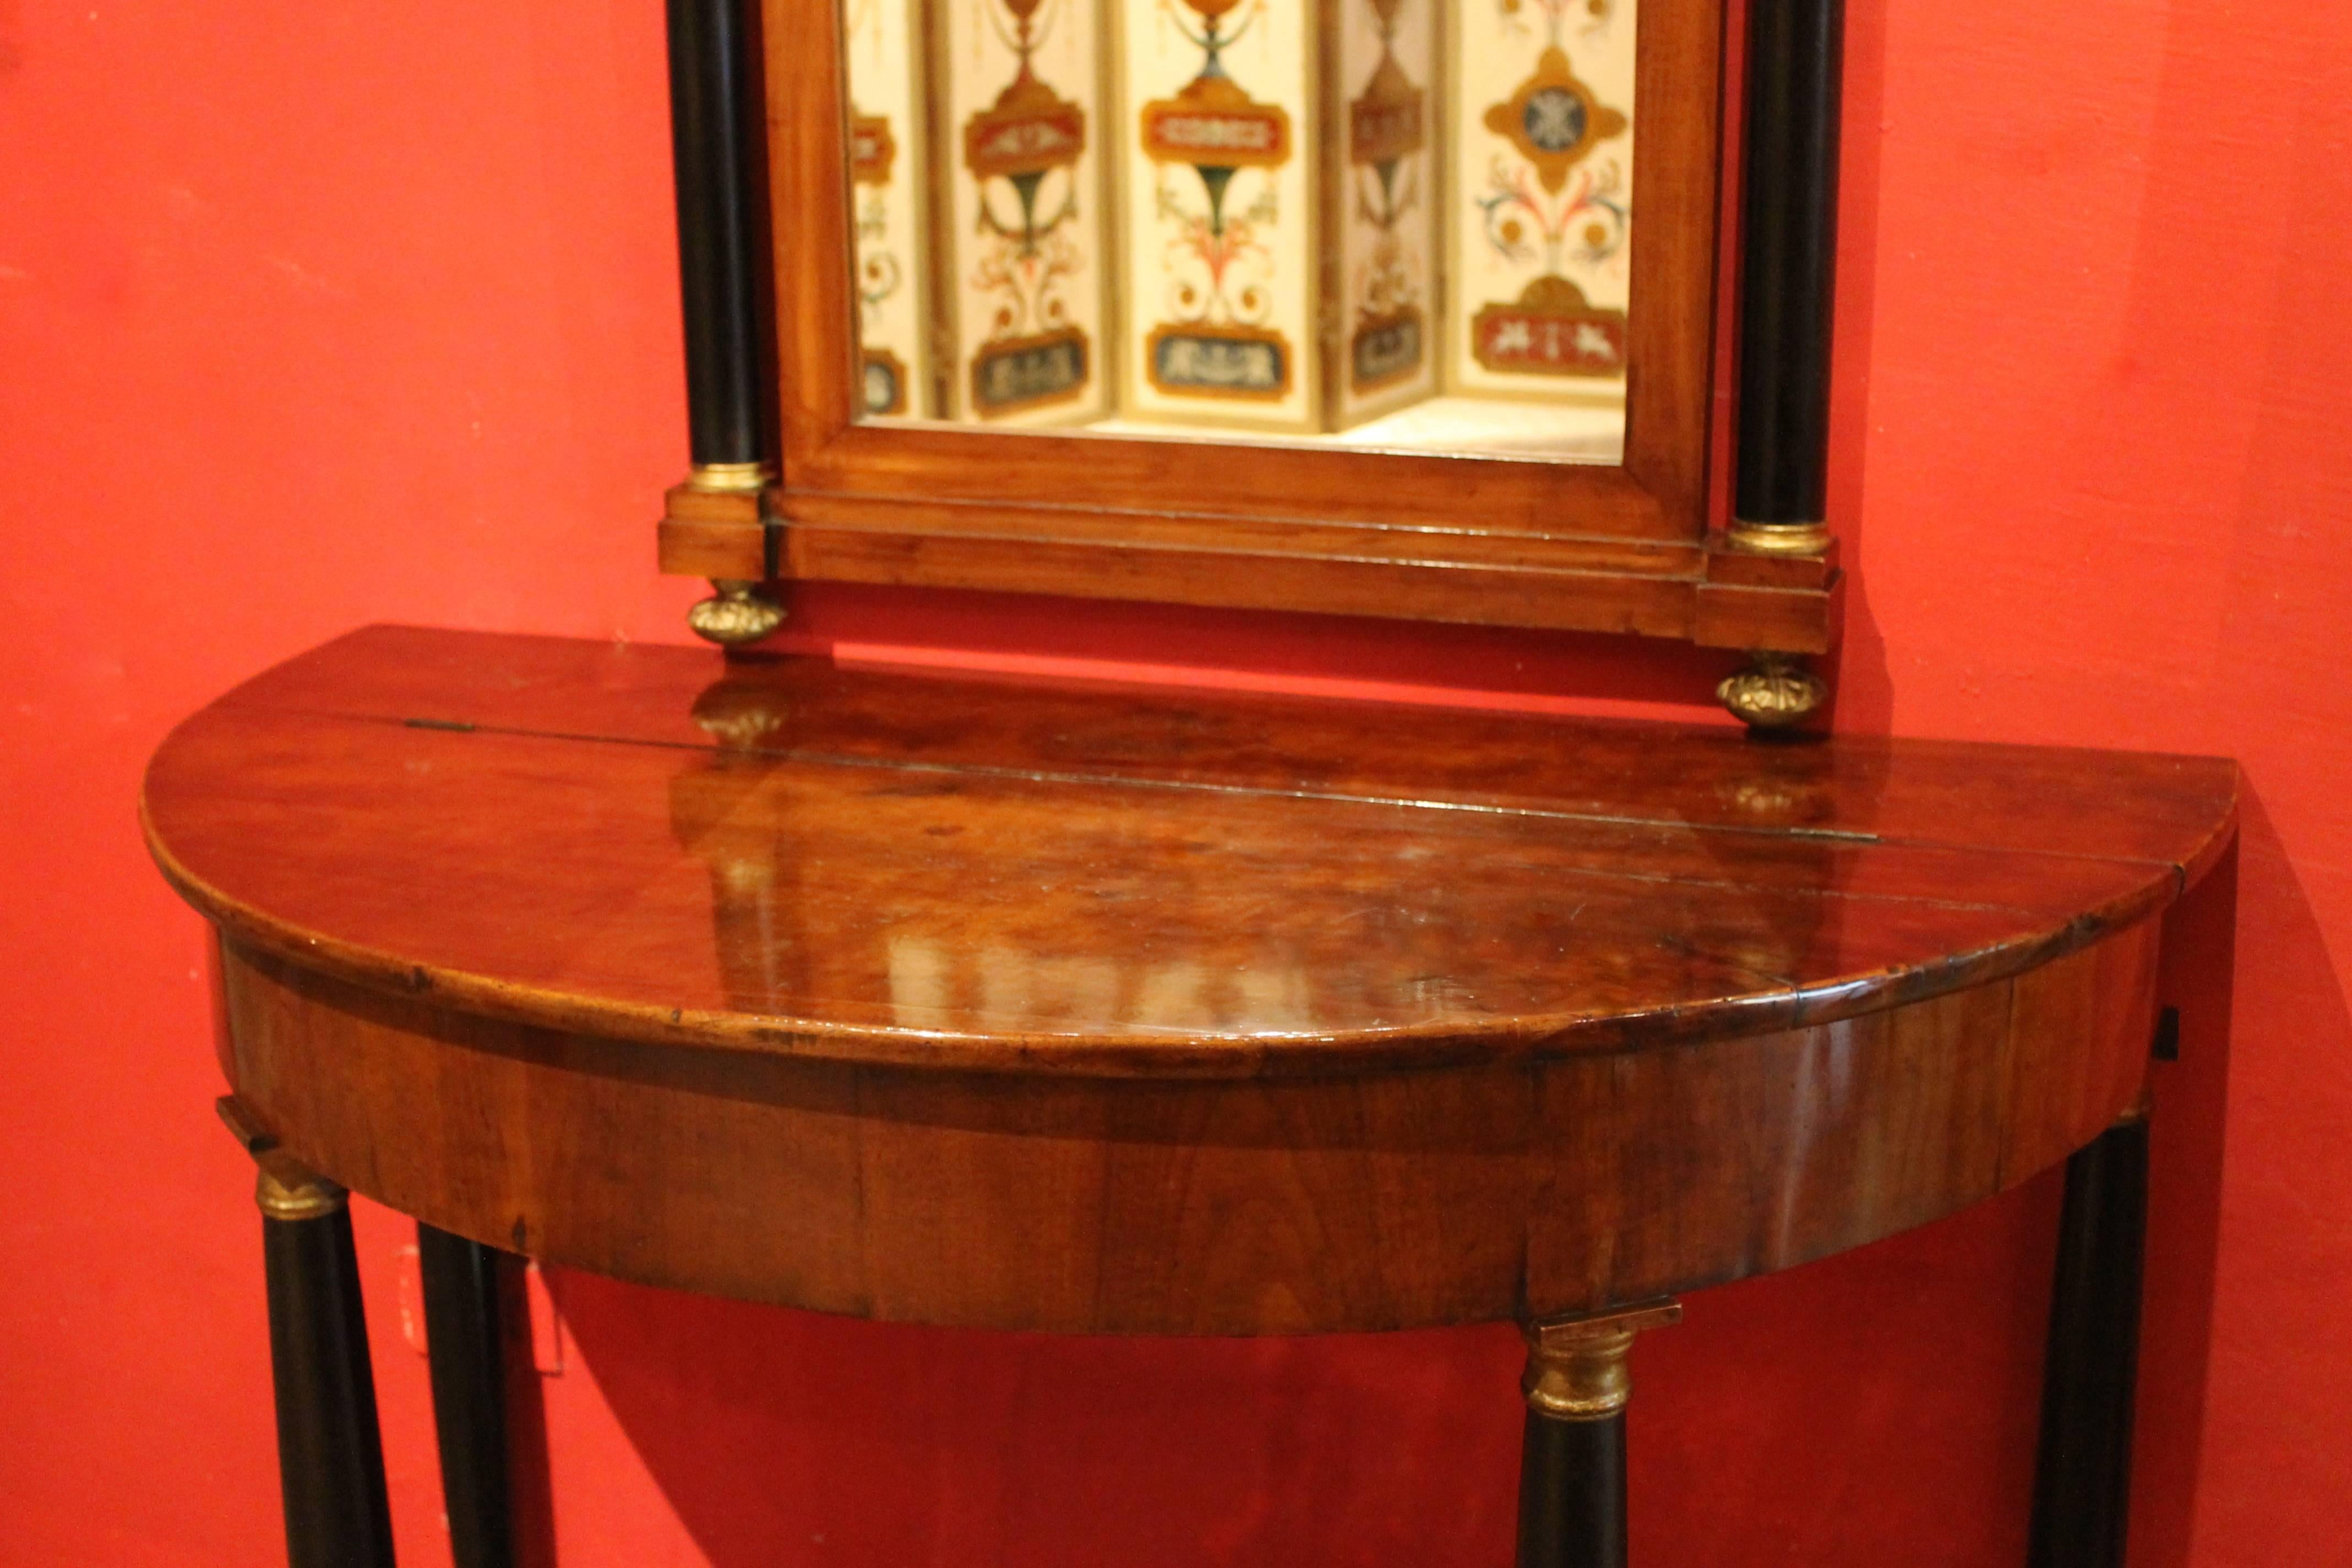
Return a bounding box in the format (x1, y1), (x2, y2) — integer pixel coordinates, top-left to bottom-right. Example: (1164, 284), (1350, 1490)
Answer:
(141, 626), (2237, 1079)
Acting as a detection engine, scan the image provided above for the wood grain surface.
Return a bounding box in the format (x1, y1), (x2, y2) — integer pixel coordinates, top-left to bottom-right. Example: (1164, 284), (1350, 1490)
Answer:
(148, 628), (2236, 1330)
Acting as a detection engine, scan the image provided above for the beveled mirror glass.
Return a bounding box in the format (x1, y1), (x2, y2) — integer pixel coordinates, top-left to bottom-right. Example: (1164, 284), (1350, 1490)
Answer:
(842, 0), (1636, 460)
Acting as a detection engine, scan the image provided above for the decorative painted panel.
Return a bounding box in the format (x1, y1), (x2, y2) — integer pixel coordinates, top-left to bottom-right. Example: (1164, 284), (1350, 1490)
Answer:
(1327, 0), (1441, 426)
(841, 0), (1642, 453)
(843, 0), (931, 417)
(1447, 0), (1635, 399)
(1115, 0), (1316, 429)
(1112, 0), (1441, 432)
(936, 0), (1114, 423)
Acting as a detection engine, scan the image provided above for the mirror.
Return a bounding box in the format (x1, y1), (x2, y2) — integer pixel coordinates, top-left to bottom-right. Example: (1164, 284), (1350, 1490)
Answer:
(841, 0), (1636, 461)
(674, 0), (1818, 666)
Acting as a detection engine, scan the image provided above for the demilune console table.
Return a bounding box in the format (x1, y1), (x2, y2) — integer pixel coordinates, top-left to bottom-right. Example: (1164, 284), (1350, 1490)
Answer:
(143, 624), (2236, 1568)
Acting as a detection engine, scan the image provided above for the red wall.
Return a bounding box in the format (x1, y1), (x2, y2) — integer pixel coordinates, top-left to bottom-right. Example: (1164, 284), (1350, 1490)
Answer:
(4, 1), (2347, 1563)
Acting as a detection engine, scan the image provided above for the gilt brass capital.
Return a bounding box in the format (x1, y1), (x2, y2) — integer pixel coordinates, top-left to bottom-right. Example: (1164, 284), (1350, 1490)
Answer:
(686, 461), (774, 494)
(218, 1093), (346, 1220)
(1521, 1300), (1682, 1421)
(1725, 518), (1833, 556)
(255, 1158), (347, 1222)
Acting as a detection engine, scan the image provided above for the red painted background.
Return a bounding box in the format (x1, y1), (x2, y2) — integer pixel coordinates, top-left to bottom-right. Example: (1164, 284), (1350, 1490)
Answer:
(4, 1), (2348, 1563)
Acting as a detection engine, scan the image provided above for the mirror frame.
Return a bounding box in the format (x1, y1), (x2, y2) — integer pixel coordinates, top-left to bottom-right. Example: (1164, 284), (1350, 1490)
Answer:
(659, 0), (1842, 669)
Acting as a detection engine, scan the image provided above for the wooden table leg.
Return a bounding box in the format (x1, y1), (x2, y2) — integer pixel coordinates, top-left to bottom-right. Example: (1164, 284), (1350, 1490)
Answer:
(1515, 1302), (1682, 1568)
(418, 1224), (515, 1568)
(2028, 1108), (2151, 1568)
(251, 1151), (397, 1568)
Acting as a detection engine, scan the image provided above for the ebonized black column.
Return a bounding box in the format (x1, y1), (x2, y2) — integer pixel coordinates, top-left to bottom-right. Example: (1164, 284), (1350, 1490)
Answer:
(1734, 0), (1847, 536)
(420, 1224), (515, 1568)
(2027, 1114), (2152, 1568)
(666, 0), (770, 471)
(259, 1171), (396, 1568)
(1516, 1410), (1629, 1568)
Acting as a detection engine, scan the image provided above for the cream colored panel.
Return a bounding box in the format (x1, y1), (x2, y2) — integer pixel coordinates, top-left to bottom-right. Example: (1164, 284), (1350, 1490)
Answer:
(1333, 0), (1440, 426)
(1447, 0), (1635, 399)
(939, 0), (1112, 423)
(1118, 0), (1317, 430)
(843, 0), (931, 417)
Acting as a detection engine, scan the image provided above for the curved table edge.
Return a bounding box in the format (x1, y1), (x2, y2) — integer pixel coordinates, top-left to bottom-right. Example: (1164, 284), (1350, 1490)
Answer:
(143, 765), (2240, 1081)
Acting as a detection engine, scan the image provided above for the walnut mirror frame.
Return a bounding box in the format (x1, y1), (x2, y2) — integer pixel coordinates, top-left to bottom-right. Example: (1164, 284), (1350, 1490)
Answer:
(656, 0), (1847, 722)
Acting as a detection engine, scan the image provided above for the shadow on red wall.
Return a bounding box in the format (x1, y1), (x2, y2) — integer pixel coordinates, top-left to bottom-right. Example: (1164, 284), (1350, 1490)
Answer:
(547, 1279), (1526, 1567)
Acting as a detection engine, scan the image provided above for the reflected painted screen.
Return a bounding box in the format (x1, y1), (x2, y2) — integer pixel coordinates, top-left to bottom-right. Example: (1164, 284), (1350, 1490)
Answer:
(844, 0), (1636, 460)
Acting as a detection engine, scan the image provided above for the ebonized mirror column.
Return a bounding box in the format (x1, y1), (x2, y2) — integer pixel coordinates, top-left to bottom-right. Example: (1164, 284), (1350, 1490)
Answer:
(1717, 0), (1847, 726)
(665, 0), (787, 645)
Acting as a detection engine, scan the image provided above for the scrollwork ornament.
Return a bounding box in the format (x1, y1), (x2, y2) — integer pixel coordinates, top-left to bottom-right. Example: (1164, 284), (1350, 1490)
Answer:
(1717, 652), (1828, 731)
